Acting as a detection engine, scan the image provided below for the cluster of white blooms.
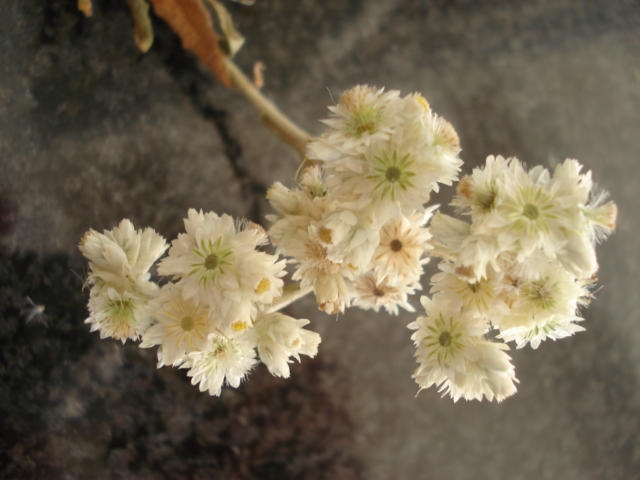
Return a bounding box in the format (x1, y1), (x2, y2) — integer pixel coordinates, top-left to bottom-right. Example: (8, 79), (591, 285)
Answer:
(80, 210), (321, 396)
(268, 85), (462, 316)
(80, 85), (617, 405)
(410, 155), (617, 402)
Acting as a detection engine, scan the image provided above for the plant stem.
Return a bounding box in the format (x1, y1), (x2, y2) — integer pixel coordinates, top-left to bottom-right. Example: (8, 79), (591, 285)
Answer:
(224, 58), (312, 157)
(267, 282), (314, 314)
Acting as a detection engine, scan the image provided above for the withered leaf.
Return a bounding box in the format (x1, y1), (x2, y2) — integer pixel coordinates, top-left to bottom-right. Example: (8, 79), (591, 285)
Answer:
(149, 0), (232, 88)
(127, 0), (154, 53)
(77, 0), (93, 17)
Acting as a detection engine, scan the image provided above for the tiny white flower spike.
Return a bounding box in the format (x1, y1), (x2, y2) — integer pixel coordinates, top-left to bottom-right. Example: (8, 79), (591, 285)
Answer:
(79, 219), (168, 295)
(254, 312), (321, 378)
(351, 271), (419, 315)
(497, 263), (590, 349)
(185, 332), (258, 396)
(86, 287), (152, 343)
(140, 285), (215, 367)
(372, 209), (434, 282)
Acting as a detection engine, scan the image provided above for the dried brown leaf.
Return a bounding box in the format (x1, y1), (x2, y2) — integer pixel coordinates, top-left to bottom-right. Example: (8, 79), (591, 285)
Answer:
(127, 0), (154, 53)
(77, 0), (93, 17)
(149, 0), (232, 88)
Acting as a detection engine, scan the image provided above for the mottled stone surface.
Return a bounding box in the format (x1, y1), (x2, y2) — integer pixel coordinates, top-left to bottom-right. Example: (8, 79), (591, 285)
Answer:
(1, 0), (639, 479)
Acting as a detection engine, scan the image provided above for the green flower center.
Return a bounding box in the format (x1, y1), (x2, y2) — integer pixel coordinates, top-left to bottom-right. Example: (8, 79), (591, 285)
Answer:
(477, 188), (497, 212)
(204, 254), (219, 270)
(347, 108), (382, 138)
(368, 150), (417, 201)
(190, 236), (233, 285)
(523, 203), (539, 220)
(438, 331), (452, 347)
(525, 279), (556, 310)
(468, 282), (481, 293)
(181, 316), (194, 331)
(386, 167), (401, 182)
(108, 299), (135, 322)
(424, 314), (464, 364)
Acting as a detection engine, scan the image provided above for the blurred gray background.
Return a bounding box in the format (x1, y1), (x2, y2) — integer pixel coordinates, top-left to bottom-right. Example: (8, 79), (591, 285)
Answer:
(1, 0), (639, 479)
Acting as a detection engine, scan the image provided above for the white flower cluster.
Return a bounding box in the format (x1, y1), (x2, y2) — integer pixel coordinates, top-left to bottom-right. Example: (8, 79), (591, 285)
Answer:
(410, 155), (617, 402)
(79, 210), (321, 396)
(79, 85), (617, 405)
(268, 85), (462, 315)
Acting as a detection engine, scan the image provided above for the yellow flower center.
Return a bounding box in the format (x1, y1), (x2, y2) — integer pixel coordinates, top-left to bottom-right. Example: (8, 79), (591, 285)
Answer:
(181, 316), (194, 331)
(255, 278), (271, 294)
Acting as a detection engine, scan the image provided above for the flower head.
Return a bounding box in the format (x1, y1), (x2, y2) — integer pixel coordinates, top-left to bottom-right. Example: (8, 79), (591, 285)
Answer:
(254, 312), (321, 378)
(372, 210), (433, 282)
(140, 285), (214, 366)
(351, 272), (419, 315)
(86, 288), (152, 343)
(409, 295), (517, 402)
(79, 219), (167, 295)
(185, 332), (258, 396)
(158, 209), (285, 321)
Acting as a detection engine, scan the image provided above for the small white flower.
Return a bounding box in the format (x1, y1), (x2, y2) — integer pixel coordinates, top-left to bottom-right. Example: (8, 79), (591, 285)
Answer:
(158, 210), (285, 321)
(351, 272), (419, 315)
(430, 264), (509, 322)
(428, 213), (471, 260)
(491, 160), (567, 257)
(79, 219), (167, 295)
(409, 295), (517, 402)
(254, 312), (321, 378)
(185, 332), (258, 396)
(307, 85), (404, 165)
(372, 210), (433, 282)
(500, 316), (586, 350)
(290, 231), (355, 315)
(498, 263), (590, 348)
(452, 155), (510, 222)
(442, 340), (518, 402)
(312, 206), (380, 271)
(584, 190), (617, 243)
(140, 285), (214, 367)
(267, 167), (334, 260)
(86, 287), (152, 343)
